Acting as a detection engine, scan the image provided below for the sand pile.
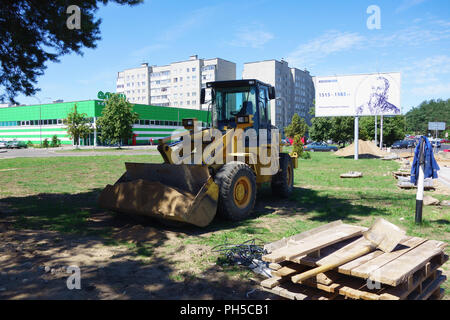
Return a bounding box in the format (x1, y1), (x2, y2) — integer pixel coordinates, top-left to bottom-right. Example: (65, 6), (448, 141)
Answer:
(334, 140), (389, 158)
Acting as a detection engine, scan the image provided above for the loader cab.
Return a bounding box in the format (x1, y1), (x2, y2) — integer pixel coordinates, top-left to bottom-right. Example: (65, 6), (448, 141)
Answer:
(201, 79), (275, 133)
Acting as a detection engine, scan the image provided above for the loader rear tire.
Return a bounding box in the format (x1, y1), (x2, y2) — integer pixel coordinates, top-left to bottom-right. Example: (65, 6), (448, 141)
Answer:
(214, 162), (256, 221)
(271, 153), (294, 198)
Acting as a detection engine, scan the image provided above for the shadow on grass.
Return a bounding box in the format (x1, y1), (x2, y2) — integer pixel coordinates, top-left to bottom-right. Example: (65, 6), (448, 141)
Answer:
(0, 181), (404, 238)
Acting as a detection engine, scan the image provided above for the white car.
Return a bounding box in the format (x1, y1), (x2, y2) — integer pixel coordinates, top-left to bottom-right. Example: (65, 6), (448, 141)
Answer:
(0, 141), (8, 149)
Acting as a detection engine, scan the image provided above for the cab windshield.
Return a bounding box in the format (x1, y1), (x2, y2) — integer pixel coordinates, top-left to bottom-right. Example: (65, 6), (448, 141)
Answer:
(213, 86), (257, 125)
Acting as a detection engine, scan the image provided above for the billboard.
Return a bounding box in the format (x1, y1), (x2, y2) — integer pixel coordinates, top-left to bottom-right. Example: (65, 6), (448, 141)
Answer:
(428, 122), (446, 131)
(313, 72), (401, 117)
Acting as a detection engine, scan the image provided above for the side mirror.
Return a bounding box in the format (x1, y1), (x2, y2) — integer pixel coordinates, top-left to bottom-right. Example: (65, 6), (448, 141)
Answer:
(268, 86), (276, 100)
(200, 88), (206, 104)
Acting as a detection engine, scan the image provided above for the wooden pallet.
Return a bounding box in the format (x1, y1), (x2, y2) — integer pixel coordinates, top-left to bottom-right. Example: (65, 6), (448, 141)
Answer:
(262, 221), (448, 300)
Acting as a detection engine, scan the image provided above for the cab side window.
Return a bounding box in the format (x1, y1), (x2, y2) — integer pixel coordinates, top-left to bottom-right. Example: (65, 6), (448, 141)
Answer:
(258, 87), (268, 129)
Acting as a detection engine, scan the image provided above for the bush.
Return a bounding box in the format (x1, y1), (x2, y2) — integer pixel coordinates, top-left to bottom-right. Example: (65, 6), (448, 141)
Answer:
(50, 135), (61, 147)
(27, 140), (33, 148)
(292, 134), (311, 160)
(42, 138), (49, 148)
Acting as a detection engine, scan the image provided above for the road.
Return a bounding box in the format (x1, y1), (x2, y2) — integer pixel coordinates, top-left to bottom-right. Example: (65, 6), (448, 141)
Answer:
(0, 145), (160, 159)
(438, 163), (450, 189)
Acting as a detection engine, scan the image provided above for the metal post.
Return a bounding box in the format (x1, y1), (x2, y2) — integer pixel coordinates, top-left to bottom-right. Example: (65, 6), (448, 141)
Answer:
(94, 117), (97, 147)
(354, 116), (359, 160)
(415, 139), (425, 224)
(380, 115), (384, 150)
(375, 115), (377, 147)
(40, 106), (42, 146)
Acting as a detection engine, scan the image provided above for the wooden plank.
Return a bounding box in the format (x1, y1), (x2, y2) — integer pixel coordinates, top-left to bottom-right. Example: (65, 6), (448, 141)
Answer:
(413, 272), (446, 300)
(315, 271), (342, 286)
(292, 236), (362, 266)
(268, 263), (283, 271)
(262, 223), (365, 263)
(374, 240), (447, 286)
(286, 224), (366, 260)
(261, 277), (283, 289)
(316, 237), (372, 266)
(350, 236), (427, 281)
(261, 282), (337, 300)
(338, 250), (384, 275)
(429, 288), (445, 300)
(379, 256), (445, 300)
(271, 264), (308, 277)
(263, 220), (344, 253)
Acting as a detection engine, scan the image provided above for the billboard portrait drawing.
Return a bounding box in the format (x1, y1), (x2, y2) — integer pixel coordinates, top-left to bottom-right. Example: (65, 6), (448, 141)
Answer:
(356, 76), (400, 116)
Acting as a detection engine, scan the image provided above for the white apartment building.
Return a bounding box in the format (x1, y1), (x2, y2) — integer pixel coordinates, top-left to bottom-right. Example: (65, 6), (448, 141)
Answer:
(117, 55), (236, 110)
(242, 59), (314, 134)
(116, 63), (151, 105)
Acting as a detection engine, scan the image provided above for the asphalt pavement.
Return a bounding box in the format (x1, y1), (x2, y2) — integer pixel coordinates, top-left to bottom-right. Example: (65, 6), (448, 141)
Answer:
(0, 145), (160, 159)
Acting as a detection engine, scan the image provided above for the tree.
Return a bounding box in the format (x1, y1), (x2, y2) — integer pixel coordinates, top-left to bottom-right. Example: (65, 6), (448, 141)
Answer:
(0, 0), (142, 103)
(309, 117), (333, 143)
(64, 105), (92, 148)
(359, 116), (406, 146)
(308, 106), (352, 146)
(284, 113), (308, 138)
(405, 99), (450, 136)
(329, 117), (354, 147)
(97, 93), (138, 147)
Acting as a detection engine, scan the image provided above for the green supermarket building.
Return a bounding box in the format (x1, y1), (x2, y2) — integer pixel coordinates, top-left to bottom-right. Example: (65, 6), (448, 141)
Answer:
(0, 100), (209, 146)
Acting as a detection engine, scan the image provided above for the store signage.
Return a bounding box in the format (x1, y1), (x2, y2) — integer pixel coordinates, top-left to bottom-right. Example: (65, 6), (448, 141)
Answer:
(97, 91), (126, 100)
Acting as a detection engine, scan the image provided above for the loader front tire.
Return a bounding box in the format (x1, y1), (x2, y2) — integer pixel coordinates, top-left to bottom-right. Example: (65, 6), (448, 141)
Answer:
(214, 162), (256, 221)
(271, 153), (294, 198)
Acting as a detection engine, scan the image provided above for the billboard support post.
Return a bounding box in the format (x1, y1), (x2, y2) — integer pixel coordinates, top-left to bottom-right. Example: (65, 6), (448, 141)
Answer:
(354, 116), (359, 160)
(375, 115), (378, 147)
(380, 115), (384, 150)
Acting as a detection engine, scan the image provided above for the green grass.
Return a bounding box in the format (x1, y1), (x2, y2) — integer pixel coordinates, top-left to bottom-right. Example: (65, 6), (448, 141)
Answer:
(0, 155), (162, 233)
(0, 152), (448, 298)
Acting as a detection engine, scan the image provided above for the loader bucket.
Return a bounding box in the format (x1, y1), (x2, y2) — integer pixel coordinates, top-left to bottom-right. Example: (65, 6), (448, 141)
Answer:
(98, 163), (219, 227)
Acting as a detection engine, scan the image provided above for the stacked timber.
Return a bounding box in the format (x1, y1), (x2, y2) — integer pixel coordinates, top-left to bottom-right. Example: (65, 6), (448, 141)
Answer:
(260, 221), (448, 300)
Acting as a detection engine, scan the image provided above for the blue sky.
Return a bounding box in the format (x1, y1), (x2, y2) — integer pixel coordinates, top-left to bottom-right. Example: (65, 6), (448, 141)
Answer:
(16, 0), (450, 113)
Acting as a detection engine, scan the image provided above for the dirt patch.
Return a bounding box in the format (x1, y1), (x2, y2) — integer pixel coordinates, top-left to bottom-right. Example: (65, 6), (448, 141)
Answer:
(0, 220), (270, 300)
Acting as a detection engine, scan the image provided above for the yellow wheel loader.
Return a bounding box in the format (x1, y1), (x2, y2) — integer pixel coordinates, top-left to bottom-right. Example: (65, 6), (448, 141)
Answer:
(98, 79), (298, 227)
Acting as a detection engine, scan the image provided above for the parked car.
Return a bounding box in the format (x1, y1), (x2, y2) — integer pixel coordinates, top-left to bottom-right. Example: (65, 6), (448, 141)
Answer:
(405, 140), (416, 148)
(430, 139), (441, 148)
(0, 141), (7, 149)
(6, 140), (27, 149)
(441, 139), (450, 144)
(391, 140), (409, 149)
(303, 142), (338, 152)
(281, 138), (291, 146)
